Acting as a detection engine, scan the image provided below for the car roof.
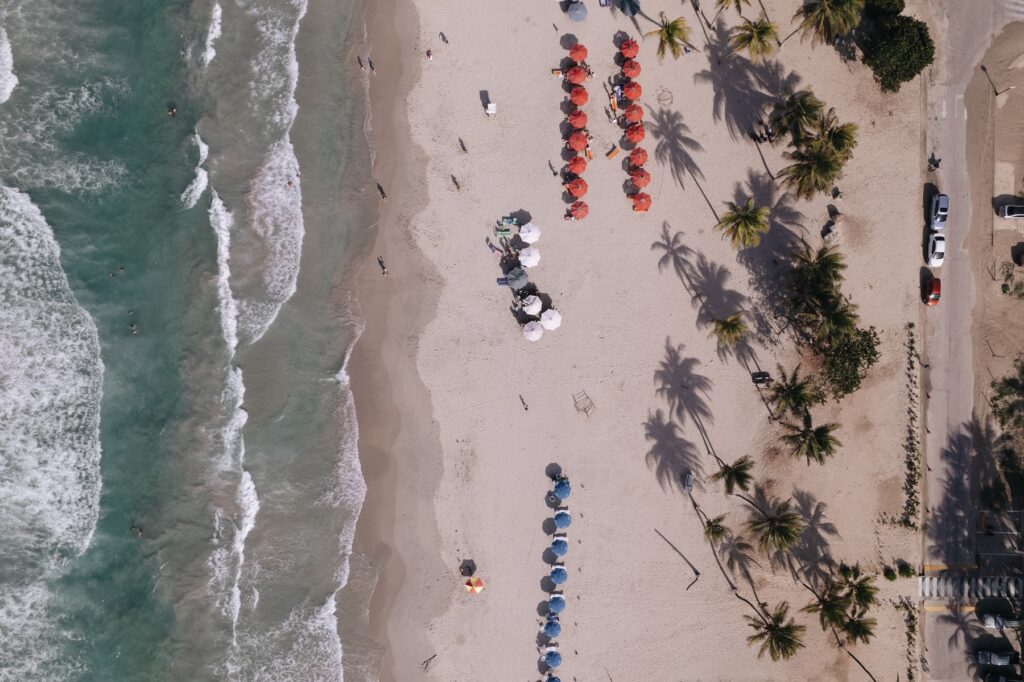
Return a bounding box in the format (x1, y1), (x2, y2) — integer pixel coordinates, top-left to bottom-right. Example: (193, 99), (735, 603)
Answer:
(936, 194), (949, 206)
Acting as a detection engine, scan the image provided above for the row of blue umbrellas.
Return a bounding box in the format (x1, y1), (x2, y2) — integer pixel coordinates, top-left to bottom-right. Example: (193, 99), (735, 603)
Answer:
(543, 477), (574, 674)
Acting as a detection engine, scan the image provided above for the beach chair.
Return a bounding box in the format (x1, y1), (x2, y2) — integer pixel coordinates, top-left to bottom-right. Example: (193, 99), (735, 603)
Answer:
(494, 225), (512, 238)
(605, 145), (619, 160)
(485, 102), (497, 117)
(552, 531), (567, 540)
(585, 145), (594, 160)
(551, 68), (564, 78)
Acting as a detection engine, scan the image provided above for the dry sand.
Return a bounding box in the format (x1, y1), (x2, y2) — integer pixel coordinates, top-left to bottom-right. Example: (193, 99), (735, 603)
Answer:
(354, 1), (932, 679)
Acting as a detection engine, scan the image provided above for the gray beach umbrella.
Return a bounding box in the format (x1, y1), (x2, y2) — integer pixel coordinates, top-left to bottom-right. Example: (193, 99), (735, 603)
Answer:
(554, 510), (572, 529)
(619, 0), (640, 17)
(522, 295), (542, 316)
(566, 1), (587, 22)
(506, 266), (529, 290)
(540, 309), (562, 330)
(544, 651), (563, 668)
(523, 321), (544, 342)
(518, 246), (541, 268)
(549, 595), (566, 613)
(550, 566), (568, 585)
(551, 539), (569, 556)
(544, 619), (562, 638)
(519, 222), (541, 244)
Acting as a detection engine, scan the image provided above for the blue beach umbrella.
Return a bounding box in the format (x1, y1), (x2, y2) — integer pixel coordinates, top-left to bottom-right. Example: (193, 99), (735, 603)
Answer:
(544, 651), (563, 668)
(566, 1), (587, 22)
(547, 678), (561, 682)
(551, 539), (568, 556)
(544, 619), (562, 638)
(548, 595), (566, 613)
(553, 479), (572, 500)
(550, 566), (568, 585)
(554, 510), (572, 529)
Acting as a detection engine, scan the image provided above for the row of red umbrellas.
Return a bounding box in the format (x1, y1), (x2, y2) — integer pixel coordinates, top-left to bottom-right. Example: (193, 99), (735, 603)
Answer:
(619, 42), (651, 212)
(565, 43), (590, 219)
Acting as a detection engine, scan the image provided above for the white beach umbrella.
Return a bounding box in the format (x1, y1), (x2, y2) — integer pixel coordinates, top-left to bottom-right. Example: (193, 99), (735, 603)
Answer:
(519, 222), (541, 244)
(523, 321), (544, 342)
(519, 247), (541, 268)
(522, 295), (542, 316)
(540, 309), (562, 330)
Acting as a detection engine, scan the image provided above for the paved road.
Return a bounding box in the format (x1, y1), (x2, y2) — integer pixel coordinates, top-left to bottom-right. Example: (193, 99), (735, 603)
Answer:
(922, 2), (1017, 680)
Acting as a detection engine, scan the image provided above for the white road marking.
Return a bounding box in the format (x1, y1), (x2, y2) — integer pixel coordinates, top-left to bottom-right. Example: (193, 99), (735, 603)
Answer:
(941, 99), (947, 118)
(955, 94), (963, 119)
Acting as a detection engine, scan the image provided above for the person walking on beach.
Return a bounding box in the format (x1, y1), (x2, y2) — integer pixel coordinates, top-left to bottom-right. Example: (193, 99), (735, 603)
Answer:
(357, 56), (365, 71)
(377, 256), (388, 276)
(376, 182), (388, 200)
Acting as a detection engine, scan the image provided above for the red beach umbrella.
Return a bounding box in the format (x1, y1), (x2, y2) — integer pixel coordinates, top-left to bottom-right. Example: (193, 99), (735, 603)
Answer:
(567, 109), (588, 129)
(623, 103), (644, 123)
(569, 200), (589, 220)
(630, 167), (651, 188)
(569, 86), (589, 105)
(622, 59), (641, 78)
(631, 192), (652, 212)
(619, 38), (639, 59)
(566, 66), (587, 85)
(566, 155), (587, 174)
(569, 44), (588, 62)
(629, 146), (649, 166)
(567, 130), (589, 151)
(622, 81), (642, 101)
(565, 177), (588, 198)
(625, 123), (645, 143)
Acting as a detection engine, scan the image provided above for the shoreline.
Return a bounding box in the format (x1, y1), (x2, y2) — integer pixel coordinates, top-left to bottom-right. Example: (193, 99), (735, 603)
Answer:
(347, 0), (450, 679)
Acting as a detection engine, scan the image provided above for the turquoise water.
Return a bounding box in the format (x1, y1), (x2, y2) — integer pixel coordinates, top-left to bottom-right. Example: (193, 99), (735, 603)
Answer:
(0, 0), (377, 678)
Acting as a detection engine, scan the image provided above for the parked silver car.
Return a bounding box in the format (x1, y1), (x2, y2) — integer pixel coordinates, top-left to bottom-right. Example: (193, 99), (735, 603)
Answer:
(931, 193), (950, 230)
(999, 204), (1024, 219)
(977, 649), (1020, 666)
(928, 233), (946, 267)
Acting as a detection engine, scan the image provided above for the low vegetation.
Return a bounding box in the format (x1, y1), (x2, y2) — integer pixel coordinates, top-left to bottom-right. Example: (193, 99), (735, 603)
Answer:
(992, 355), (1024, 430)
(860, 0), (934, 92)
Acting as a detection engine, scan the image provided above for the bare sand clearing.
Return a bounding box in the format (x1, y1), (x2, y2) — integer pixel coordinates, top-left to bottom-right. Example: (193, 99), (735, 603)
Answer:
(359, 0), (930, 679)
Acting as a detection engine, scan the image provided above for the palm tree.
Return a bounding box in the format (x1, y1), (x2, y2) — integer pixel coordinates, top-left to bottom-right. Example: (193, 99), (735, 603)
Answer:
(794, 0), (865, 46)
(993, 357), (1024, 429)
(803, 585), (851, 630)
(837, 563), (879, 610)
(745, 602), (806, 661)
(745, 499), (805, 553)
(714, 0), (751, 21)
(778, 141), (842, 200)
(843, 612), (877, 645)
(710, 313), (748, 348)
(814, 107), (858, 162)
(770, 365), (822, 418)
(704, 514), (731, 543)
(769, 91), (823, 143)
(814, 297), (858, 346)
(730, 16), (778, 62)
(716, 198), (769, 248)
(709, 455), (754, 494)
(781, 420), (841, 465)
(644, 12), (694, 61)
(793, 241), (846, 289)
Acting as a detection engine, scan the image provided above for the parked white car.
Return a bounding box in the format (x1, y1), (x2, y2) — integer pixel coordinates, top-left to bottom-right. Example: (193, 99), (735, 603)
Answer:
(930, 193), (949, 230)
(999, 204), (1024, 219)
(928, 234), (946, 267)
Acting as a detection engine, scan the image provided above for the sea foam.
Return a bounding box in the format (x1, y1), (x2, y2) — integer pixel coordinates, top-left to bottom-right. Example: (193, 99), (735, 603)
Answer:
(0, 26), (17, 104)
(180, 132), (210, 209)
(202, 3), (222, 67)
(0, 185), (103, 677)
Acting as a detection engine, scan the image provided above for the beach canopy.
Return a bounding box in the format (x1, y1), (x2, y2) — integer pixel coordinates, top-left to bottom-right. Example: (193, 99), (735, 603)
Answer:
(565, 66), (587, 85)
(619, 38), (639, 59)
(630, 167), (651, 188)
(569, 86), (589, 105)
(544, 619), (562, 638)
(551, 538), (568, 556)
(549, 595), (566, 613)
(518, 222), (541, 244)
(519, 247), (541, 268)
(565, 177), (588, 198)
(548, 678), (561, 682)
(566, 156), (587, 175)
(569, 200), (589, 220)
(522, 295), (542, 315)
(545, 651), (563, 668)
(506, 267), (529, 290)
(567, 109), (588, 129)
(623, 103), (644, 123)
(566, 0), (587, 22)
(567, 131), (589, 151)
(554, 510), (572, 529)
(550, 566), (568, 585)
(622, 59), (641, 78)
(632, 192), (652, 212)
(629, 146), (649, 166)
(625, 123), (645, 143)
(554, 478), (572, 499)
(622, 81), (642, 100)
(540, 309), (562, 330)
(569, 43), (588, 62)
(459, 559), (477, 577)
(523, 321), (544, 342)
(464, 577), (484, 594)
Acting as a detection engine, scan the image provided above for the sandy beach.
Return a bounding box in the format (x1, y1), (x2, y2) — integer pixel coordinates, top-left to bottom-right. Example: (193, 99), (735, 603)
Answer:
(352, 1), (934, 679)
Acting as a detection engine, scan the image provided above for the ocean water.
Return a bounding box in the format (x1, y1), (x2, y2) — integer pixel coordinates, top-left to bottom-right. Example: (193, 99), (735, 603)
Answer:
(0, 0), (379, 679)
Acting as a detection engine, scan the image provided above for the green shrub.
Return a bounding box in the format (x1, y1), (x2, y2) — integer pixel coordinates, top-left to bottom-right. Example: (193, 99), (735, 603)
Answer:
(896, 561), (915, 578)
(883, 565), (898, 581)
(822, 326), (881, 399)
(865, 0), (905, 16)
(862, 15), (935, 92)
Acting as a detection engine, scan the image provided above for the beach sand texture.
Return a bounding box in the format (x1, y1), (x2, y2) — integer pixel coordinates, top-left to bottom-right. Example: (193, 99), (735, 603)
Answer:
(359, 0), (929, 679)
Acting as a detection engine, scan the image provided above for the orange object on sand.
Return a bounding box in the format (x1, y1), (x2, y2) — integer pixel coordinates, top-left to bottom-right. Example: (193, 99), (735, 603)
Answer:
(629, 147), (648, 166)
(585, 146), (594, 160)
(569, 200), (589, 220)
(567, 131), (588, 151)
(620, 38), (639, 59)
(566, 66), (587, 85)
(570, 86), (589, 106)
(567, 109), (588, 129)
(566, 155), (587, 174)
(632, 192), (652, 212)
(622, 59), (641, 78)
(625, 123), (645, 144)
(565, 177), (588, 198)
(569, 44), (588, 61)
(465, 577), (484, 594)
(630, 168), (651, 188)
(623, 103), (644, 123)
(622, 81), (642, 101)
(606, 145), (620, 160)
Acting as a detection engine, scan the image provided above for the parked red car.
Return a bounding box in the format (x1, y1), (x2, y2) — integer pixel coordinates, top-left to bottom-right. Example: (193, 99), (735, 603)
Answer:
(924, 274), (941, 306)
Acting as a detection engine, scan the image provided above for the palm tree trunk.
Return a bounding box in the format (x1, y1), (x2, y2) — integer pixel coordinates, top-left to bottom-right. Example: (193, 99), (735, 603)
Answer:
(734, 492), (771, 519)
(733, 590), (769, 623)
(689, 497), (738, 591)
(689, 169), (720, 223)
(756, 0), (781, 45)
(753, 139), (776, 180)
(779, 24), (802, 46)
(797, 580), (880, 682)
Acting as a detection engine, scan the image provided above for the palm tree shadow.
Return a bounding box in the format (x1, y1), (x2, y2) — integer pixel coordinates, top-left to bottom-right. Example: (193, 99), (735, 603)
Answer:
(654, 338), (714, 430)
(785, 488), (840, 587)
(720, 533), (761, 585)
(752, 59), (803, 102)
(651, 221), (696, 295)
(646, 106), (719, 221)
(734, 169), (805, 341)
(643, 409), (705, 492)
(685, 253), (748, 324)
(927, 424), (977, 567)
(693, 21), (768, 141)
